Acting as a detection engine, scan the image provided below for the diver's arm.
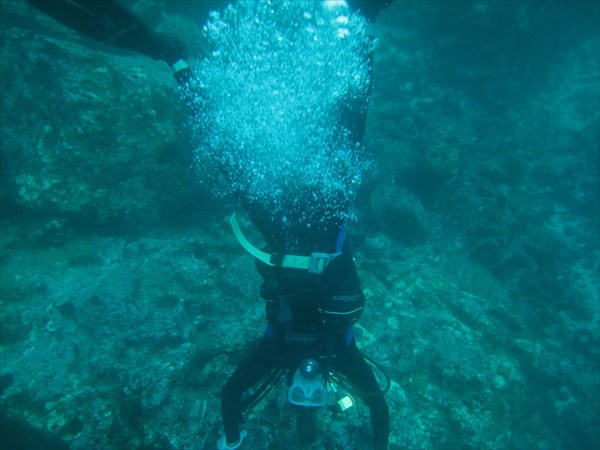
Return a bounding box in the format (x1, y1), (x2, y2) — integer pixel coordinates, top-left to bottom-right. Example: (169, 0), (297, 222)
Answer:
(26, 0), (190, 79)
(337, 0), (392, 143)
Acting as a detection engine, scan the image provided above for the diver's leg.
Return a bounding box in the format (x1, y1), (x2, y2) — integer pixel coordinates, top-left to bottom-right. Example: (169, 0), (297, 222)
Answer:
(332, 341), (389, 450)
(221, 338), (273, 444)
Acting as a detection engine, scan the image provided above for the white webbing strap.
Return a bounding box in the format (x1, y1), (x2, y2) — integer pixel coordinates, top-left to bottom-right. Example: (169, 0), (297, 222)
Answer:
(229, 214), (337, 273)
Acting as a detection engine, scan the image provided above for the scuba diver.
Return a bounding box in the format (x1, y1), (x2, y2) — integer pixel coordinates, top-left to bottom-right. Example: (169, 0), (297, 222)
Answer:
(25, 1), (393, 449)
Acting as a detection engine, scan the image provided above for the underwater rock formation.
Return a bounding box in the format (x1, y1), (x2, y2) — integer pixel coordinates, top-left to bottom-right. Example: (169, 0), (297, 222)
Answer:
(1, 1), (598, 450)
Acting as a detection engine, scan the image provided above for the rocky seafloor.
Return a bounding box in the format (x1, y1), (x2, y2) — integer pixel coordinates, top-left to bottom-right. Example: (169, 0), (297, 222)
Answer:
(1, 1), (598, 449)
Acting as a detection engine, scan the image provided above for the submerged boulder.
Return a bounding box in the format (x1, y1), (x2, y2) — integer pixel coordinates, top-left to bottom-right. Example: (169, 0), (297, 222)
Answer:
(369, 179), (428, 245)
(0, 3), (207, 232)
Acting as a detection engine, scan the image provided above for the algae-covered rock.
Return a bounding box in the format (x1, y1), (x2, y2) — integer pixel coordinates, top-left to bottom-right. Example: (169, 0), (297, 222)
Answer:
(369, 179), (428, 244)
(0, 3), (207, 232)
(1, 2), (598, 450)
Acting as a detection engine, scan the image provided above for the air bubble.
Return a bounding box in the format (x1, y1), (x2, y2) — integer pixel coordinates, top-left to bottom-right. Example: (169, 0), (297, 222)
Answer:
(189, 1), (372, 232)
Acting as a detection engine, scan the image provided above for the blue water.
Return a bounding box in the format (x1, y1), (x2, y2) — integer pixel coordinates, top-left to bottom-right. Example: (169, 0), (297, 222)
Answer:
(0, 1), (598, 449)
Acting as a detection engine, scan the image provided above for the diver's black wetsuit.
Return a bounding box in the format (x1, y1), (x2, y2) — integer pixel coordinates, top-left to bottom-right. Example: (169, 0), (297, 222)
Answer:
(181, 2), (391, 448)
(26, 1), (391, 448)
(221, 251), (390, 450)
(215, 3), (391, 447)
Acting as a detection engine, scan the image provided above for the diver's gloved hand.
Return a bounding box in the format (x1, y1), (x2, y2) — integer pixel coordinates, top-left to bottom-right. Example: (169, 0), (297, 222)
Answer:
(347, 0), (393, 22)
(149, 32), (187, 67)
(217, 430), (247, 450)
(149, 32), (193, 84)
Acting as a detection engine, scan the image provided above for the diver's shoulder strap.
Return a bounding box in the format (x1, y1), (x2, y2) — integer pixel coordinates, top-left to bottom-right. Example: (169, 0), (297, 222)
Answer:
(229, 214), (339, 274)
(228, 213), (275, 266)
